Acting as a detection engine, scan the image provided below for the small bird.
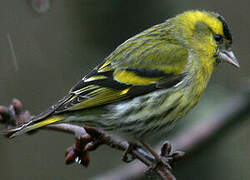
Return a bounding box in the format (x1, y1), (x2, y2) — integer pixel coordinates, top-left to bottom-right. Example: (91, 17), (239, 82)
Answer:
(5, 10), (239, 153)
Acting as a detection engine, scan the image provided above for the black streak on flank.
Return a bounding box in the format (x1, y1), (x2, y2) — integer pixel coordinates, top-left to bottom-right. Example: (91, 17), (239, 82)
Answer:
(126, 68), (167, 78)
(162, 104), (179, 117)
(217, 16), (232, 43)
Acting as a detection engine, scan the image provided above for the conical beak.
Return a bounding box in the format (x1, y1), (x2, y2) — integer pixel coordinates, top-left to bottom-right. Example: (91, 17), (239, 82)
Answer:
(218, 50), (240, 68)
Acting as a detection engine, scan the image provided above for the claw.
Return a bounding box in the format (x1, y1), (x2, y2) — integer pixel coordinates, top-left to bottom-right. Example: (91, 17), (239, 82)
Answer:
(122, 143), (137, 163)
(160, 141), (185, 166)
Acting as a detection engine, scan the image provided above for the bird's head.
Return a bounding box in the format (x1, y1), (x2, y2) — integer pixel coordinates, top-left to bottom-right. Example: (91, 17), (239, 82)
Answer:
(170, 10), (239, 68)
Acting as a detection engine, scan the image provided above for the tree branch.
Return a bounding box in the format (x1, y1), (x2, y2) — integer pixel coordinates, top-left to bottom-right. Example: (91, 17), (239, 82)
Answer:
(0, 101), (179, 180)
(1, 85), (249, 180)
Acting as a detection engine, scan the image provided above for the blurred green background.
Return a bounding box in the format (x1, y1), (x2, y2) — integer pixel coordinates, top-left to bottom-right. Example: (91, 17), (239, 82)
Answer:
(0, 0), (249, 179)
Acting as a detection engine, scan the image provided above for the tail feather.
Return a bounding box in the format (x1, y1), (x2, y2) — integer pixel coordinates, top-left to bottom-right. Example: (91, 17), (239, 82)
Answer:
(1, 116), (65, 138)
(0, 94), (72, 138)
(0, 121), (33, 138)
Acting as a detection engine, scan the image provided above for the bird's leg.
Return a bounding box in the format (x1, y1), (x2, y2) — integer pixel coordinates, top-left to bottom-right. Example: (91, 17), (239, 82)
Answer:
(122, 142), (139, 163)
(140, 141), (171, 169)
(141, 141), (162, 161)
(140, 141), (185, 170)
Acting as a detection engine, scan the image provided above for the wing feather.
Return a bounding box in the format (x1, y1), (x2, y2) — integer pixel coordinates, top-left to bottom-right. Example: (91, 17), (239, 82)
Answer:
(39, 42), (188, 115)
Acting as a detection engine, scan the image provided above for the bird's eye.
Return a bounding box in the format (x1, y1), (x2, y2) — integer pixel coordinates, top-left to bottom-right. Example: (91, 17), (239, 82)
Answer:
(214, 34), (223, 43)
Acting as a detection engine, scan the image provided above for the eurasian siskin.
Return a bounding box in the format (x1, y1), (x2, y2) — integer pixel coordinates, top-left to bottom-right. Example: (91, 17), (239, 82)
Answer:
(5, 10), (239, 145)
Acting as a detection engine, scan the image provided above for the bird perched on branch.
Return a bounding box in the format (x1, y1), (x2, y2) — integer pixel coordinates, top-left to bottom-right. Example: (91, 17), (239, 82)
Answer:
(3, 10), (239, 160)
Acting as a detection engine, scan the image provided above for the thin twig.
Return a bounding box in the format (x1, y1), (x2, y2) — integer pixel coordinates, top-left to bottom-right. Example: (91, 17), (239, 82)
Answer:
(46, 124), (172, 179)
(46, 123), (86, 136)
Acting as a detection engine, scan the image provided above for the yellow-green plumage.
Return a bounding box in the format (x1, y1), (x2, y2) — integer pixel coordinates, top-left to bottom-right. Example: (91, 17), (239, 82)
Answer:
(7, 10), (239, 139)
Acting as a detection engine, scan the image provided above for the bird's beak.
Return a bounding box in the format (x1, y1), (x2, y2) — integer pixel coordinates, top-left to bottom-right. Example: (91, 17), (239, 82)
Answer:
(218, 49), (240, 68)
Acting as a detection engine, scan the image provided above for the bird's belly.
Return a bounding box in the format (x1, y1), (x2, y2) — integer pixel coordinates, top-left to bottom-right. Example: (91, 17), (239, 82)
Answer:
(111, 81), (206, 139)
(106, 89), (188, 139)
(66, 85), (203, 140)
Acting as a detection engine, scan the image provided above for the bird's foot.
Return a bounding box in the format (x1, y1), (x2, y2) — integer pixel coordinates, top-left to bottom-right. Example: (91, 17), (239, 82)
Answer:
(141, 141), (185, 170)
(65, 125), (105, 167)
(122, 143), (139, 163)
(160, 141), (185, 167)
